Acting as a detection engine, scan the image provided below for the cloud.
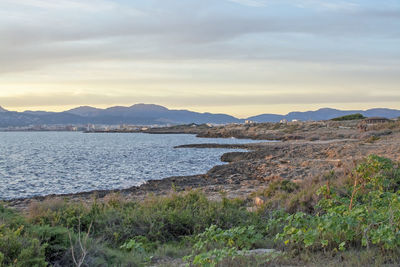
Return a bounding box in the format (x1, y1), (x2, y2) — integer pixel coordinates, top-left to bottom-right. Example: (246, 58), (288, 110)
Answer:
(0, 0), (399, 114)
(226, 0), (268, 7)
(2, 90), (399, 110)
(0, 0), (117, 11)
(1, 0), (398, 48)
(227, 0), (361, 10)
(295, 0), (359, 10)
(0, 0), (399, 76)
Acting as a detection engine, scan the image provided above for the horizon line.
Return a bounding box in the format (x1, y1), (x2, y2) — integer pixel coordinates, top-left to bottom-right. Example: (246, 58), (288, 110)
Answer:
(1, 103), (399, 119)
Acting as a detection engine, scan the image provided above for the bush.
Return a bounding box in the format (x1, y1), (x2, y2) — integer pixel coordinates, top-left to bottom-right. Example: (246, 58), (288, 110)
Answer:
(120, 236), (157, 253)
(255, 178), (320, 213)
(184, 225), (263, 266)
(331, 113), (365, 121)
(272, 155), (400, 253)
(0, 206), (47, 266)
(29, 225), (70, 264)
(28, 191), (260, 246)
(20, 191), (265, 265)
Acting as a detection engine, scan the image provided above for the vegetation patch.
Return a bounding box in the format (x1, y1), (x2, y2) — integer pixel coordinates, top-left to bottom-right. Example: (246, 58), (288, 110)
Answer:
(331, 113), (366, 121)
(2, 155), (400, 266)
(269, 155), (400, 254)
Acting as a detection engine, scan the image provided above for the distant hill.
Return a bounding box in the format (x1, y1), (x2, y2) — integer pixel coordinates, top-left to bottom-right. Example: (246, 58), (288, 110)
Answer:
(0, 105), (399, 127)
(23, 110), (55, 115)
(66, 106), (104, 117)
(0, 104), (241, 127)
(248, 108), (400, 123)
(0, 111), (89, 127)
(65, 104), (240, 125)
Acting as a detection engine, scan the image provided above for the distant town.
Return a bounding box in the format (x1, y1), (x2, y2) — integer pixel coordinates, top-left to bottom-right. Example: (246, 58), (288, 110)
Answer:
(2, 116), (398, 133)
(0, 123), (219, 132)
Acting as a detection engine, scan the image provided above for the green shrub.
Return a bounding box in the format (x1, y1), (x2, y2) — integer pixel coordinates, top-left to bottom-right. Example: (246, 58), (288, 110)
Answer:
(0, 205), (49, 266)
(120, 236), (157, 253)
(30, 225), (70, 264)
(184, 225), (263, 266)
(272, 155), (400, 253)
(94, 191), (258, 245)
(23, 191), (263, 265)
(29, 199), (95, 232)
(192, 225), (262, 251)
(331, 113), (366, 121)
(0, 222), (47, 266)
(28, 191), (260, 246)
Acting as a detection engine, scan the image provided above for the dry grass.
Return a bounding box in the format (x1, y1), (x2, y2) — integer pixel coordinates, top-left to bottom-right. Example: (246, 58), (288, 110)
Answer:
(102, 192), (127, 207)
(366, 120), (400, 131)
(251, 161), (356, 214)
(27, 198), (66, 220)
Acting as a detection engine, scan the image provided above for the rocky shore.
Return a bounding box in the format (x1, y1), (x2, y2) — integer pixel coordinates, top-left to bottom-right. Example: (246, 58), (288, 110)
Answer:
(5, 119), (400, 211)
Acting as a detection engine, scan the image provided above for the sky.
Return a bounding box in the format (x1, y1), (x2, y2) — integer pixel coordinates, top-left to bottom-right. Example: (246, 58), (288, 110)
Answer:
(0, 0), (399, 117)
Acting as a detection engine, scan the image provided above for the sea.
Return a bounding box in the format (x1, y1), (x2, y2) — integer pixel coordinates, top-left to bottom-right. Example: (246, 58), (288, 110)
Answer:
(0, 132), (261, 200)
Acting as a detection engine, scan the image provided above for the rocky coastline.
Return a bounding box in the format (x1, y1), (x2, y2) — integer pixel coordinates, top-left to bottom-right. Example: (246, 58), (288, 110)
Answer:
(5, 119), (400, 211)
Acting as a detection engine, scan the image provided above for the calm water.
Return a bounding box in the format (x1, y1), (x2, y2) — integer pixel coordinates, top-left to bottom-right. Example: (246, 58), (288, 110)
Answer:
(0, 132), (260, 199)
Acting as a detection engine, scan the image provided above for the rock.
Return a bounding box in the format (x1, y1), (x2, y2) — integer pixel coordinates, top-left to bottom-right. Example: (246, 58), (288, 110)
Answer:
(254, 196), (266, 206)
(238, 248), (280, 256)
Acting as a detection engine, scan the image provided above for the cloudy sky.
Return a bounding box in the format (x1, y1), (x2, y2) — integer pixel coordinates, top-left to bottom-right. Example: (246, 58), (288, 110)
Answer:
(0, 0), (399, 117)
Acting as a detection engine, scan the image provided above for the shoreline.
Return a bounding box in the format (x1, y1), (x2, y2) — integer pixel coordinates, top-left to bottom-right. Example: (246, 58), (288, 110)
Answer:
(1, 141), (258, 201)
(0, 139), (361, 211)
(3, 142), (256, 210)
(4, 120), (400, 211)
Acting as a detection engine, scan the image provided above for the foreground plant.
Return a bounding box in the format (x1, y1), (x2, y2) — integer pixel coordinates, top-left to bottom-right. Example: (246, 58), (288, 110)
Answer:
(270, 155), (400, 252)
(184, 225), (262, 266)
(0, 207), (47, 266)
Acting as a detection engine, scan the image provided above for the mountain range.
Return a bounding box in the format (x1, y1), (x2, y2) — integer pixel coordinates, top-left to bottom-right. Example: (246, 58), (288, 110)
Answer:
(0, 104), (399, 127)
(247, 108), (400, 122)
